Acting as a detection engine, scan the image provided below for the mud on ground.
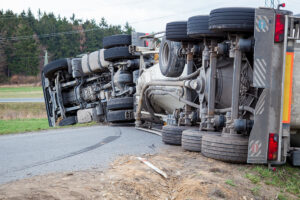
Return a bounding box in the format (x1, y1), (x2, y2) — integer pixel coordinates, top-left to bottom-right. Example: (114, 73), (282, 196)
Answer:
(0, 146), (297, 200)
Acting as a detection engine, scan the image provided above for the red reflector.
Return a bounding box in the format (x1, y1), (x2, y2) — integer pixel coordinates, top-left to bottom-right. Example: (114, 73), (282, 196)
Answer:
(282, 3), (286, 7)
(145, 33), (149, 47)
(268, 133), (279, 160)
(274, 14), (285, 43)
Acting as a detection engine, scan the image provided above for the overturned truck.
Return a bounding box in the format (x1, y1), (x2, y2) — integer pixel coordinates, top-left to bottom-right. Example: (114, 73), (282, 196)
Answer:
(42, 7), (300, 166)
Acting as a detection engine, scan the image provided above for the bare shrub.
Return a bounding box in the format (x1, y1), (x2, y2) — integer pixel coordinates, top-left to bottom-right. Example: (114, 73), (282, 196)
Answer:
(9, 75), (41, 85)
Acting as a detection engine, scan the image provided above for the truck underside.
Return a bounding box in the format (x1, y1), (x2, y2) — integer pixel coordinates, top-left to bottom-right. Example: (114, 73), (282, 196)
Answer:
(42, 7), (300, 165)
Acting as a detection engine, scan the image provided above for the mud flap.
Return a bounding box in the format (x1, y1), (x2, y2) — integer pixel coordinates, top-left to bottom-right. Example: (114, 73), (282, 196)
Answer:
(248, 9), (282, 164)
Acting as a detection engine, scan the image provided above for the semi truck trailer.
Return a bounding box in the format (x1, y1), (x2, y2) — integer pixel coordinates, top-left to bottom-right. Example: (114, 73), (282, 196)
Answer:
(42, 6), (300, 166)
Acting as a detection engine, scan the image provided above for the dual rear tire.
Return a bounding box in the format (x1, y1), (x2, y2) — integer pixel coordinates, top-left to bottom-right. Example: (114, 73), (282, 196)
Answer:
(201, 134), (249, 163)
(209, 7), (255, 32)
(106, 97), (135, 123)
(182, 129), (220, 152)
(163, 127), (249, 163)
(162, 125), (191, 145)
(103, 34), (138, 61)
(165, 7), (255, 42)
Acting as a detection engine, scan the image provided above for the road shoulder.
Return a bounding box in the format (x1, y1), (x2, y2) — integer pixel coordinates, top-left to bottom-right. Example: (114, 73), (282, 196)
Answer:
(0, 146), (298, 200)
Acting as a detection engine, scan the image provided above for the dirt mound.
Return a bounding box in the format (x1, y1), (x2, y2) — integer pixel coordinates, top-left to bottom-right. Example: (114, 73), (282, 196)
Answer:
(0, 146), (297, 200)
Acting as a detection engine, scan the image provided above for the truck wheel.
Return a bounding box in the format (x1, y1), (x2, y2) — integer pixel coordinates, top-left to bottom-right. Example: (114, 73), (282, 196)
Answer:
(159, 37), (185, 77)
(162, 125), (189, 145)
(209, 7), (255, 32)
(43, 58), (69, 79)
(107, 109), (134, 123)
(104, 46), (138, 62)
(59, 116), (77, 126)
(107, 97), (134, 110)
(201, 134), (249, 163)
(166, 21), (194, 42)
(182, 129), (220, 152)
(103, 34), (131, 49)
(187, 15), (225, 38)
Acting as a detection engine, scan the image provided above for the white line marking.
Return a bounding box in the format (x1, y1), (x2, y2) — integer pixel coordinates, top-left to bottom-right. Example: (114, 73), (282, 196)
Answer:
(256, 25), (261, 33)
(255, 150), (262, 157)
(257, 59), (267, 74)
(254, 74), (264, 87)
(255, 61), (265, 80)
(261, 59), (267, 67)
(254, 66), (265, 85)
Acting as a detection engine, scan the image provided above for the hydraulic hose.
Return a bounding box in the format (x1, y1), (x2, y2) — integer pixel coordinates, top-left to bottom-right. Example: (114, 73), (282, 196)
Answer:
(215, 105), (255, 114)
(166, 68), (201, 81)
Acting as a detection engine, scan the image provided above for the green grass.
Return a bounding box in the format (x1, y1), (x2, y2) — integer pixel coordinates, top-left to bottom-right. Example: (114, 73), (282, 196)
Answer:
(0, 118), (49, 134)
(0, 86), (43, 98)
(245, 173), (261, 184)
(250, 186), (261, 196)
(277, 193), (289, 200)
(225, 179), (236, 187)
(248, 165), (300, 197)
(0, 118), (98, 135)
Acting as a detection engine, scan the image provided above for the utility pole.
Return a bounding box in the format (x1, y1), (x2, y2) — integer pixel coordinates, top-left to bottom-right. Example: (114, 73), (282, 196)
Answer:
(43, 50), (49, 66)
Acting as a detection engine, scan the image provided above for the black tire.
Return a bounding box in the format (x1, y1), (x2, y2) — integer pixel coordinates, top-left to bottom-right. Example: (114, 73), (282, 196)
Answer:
(59, 116), (77, 126)
(103, 34), (131, 49)
(187, 15), (225, 38)
(43, 58), (69, 79)
(107, 109), (134, 123)
(182, 129), (220, 152)
(107, 97), (134, 110)
(209, 7), (255, 32)
(162, 125), (189, 145)
(201, 134), (249, 163)
(159, 37), (185, 77)
(104, 46), (138, 62)
(166, 21), (194, 42)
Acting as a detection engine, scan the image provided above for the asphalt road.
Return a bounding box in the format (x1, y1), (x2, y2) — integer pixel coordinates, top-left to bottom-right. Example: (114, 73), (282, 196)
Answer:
(0, 98), (44, 103)
(0, 125), (162, 184)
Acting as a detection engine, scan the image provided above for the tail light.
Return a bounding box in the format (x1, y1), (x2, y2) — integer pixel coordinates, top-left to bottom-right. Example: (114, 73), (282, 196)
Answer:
(274, 14), (285, 43)
(268, 133), (279, 160)
(145, 33), (149, 47)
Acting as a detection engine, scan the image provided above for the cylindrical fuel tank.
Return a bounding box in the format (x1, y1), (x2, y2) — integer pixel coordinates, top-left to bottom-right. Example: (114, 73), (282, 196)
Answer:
(81, 49), (110, 75)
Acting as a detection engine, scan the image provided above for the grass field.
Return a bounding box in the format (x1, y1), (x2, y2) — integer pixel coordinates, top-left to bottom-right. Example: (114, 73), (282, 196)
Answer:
(0, 102), (98, 134)
(0, 103), (47, 120)
(246, 164), (300, 199)
(0, 86), (43, 98)
(0, 118), (49, 134)
(0, 118), (97, 135)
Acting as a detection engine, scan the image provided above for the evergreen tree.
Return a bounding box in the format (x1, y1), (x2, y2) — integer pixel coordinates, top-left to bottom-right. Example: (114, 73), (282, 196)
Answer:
(124, 22), (134, 34)
(8, 24), (39, 76)
(0, 9), (135, 82)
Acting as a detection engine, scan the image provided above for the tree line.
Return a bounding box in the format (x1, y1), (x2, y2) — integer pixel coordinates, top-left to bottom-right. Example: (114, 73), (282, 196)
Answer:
(0, 9), (134, 83)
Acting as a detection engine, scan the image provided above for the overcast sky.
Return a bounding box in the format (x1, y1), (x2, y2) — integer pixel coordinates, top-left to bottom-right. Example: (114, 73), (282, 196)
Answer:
(1, 0), (300, 33)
